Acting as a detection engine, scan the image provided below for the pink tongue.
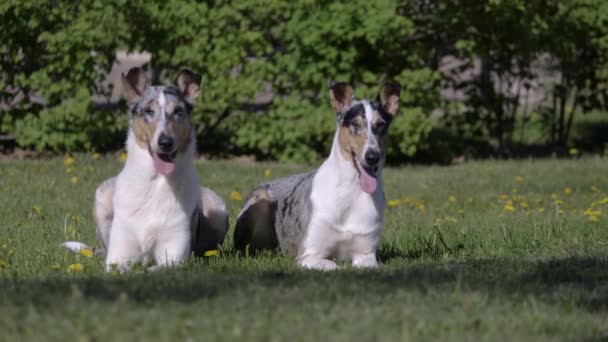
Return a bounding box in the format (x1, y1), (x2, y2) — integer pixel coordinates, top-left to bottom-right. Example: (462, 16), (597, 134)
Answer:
(152, 153), (175, 176)
(359, 167), (377, 194)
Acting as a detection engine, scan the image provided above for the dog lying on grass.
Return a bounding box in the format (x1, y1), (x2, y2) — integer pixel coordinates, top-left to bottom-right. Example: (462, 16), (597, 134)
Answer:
(234, 82), (400, 270)
(64, 67), (228, 272)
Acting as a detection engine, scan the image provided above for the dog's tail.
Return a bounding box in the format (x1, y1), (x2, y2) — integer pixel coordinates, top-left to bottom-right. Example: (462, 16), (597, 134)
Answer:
(61, 241), (104, 256)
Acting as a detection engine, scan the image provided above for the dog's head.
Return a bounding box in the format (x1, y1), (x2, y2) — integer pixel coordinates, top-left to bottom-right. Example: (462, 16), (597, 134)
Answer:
(330, 82), (400, 194)
(122, 67), (201, 176)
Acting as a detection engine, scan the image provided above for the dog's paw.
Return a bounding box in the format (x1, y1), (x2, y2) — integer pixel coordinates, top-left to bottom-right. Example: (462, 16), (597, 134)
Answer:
(299, 257), (339, 271)
(352, 253), (379, 268)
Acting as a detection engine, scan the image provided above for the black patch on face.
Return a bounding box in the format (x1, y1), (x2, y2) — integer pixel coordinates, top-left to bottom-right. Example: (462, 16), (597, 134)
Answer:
(339, 103), (366, 134)
(372, 118), (388, 136)
(340, 103), (364, 124)
(370, 101), (393, 123)
(369, 101), (392, 136)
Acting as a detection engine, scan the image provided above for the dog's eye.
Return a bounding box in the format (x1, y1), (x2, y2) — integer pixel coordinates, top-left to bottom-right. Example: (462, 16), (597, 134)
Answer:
(375, 122), (387, 135)
(350, 121), (360, 132)
(143, 108), (155, 117)
(173, 108), (185, 117)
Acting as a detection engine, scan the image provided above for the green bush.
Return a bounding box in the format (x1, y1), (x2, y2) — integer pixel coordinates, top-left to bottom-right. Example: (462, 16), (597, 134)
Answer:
(2, 0), (606, 161)
(1, 1), (130, 151)
(1, 0), (437, 162)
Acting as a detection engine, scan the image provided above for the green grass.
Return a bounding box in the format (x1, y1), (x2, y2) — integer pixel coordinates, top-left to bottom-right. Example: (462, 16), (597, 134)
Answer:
(1, 156), (607, 341)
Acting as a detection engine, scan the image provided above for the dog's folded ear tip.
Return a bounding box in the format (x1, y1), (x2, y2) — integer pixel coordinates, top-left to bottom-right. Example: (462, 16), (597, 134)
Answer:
(381, 82), (401, 94)
(176, 68), (202, 86)
(124, 67), (142, 76)
(329, 82), (352, 93)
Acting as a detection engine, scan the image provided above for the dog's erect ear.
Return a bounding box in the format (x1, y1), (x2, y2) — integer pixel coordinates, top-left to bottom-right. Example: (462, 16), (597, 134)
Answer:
(378, 83), (401, 117)
(329, 82), (353, 114)
(121, 67), (150, 103)
(175, 69), (201, 104)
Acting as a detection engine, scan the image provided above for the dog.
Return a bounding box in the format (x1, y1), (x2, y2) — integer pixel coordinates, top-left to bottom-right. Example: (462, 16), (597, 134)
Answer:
(233, 82), (400, 270)
(63, 67), (229, 272)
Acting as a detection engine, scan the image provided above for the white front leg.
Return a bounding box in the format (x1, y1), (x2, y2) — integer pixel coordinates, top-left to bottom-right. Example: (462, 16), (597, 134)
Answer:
(297, 254), (339, 271)
(152, 230), (190, 269)
(105, 218), (141, 272)
(297, 217), (340, 271)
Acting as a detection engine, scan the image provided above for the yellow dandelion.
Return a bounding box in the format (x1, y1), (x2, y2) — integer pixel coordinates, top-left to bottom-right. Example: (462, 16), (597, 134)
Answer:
(403, 196), (415, 205)
(264, 169), (272, 177)
(416, 203), (426, 213)
(31, 206), (42, 215)
(591, 185), (599, 192)
(520, 202), (529, 209)
(434, 218), (443, 224)
(564, 187), (572, 195)
(584, 208), (602, 217)
(445, 216), (458, 223)
(387, 199), (400, 207)
(457, 209), (464, 215)
(500, 194), (509, 201)
(551, 193), (558, 200)
(538, 208), (545, 213)
(51, 264), (61, 270)
(65, 166), (75, 174)
(80, 249), (94, 258)
(70, 176), (79, 184)
(589, 215), (599, 222)
(568, 148), (578, 156)
(92, 152), (101, 160)
(0, 259), (8, 269)
(204, 249), (219, 257)
(230, 191), (243, 201)
(503, 203), (516, 212)
(63, 156), (75, 167)
(67, 263), (83, 272)
(599, 197), (608, 205)
(119, 151), (127, 162)
(448, 195), (456, 203)
(515, 176), (524, 183)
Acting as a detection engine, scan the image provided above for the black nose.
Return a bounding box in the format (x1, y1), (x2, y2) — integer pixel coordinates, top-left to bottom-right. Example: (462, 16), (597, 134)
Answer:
(158, 133), (174, 152)
(364, 150), (380, 166)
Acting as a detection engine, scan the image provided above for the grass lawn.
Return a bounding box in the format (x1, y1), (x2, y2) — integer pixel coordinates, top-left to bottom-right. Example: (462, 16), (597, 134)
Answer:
(1, 155), (607, 341)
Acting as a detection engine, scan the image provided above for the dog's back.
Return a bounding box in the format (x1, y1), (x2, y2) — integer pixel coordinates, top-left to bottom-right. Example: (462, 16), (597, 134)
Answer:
(235, 171), (315, 255)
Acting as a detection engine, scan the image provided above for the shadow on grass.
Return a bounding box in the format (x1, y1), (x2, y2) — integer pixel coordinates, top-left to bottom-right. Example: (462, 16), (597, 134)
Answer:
(1, 255), (607, 313)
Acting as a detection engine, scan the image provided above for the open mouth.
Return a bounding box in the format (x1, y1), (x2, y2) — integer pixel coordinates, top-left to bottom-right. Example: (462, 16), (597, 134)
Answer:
(352, 152), (378, 194)
(148, 146), (177, 176)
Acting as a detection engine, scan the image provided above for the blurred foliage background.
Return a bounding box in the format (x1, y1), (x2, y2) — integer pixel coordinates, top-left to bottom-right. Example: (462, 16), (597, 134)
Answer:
(1, 0), (607, 163)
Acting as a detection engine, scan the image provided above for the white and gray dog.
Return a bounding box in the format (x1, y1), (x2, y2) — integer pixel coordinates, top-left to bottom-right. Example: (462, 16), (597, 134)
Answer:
(64, 67), (228, 272)
(234, 82), (400, 270)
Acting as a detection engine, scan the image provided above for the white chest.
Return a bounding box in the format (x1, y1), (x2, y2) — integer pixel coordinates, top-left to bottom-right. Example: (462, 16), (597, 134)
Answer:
(112, 167), (199, 251)
(305, 171), (385, 259)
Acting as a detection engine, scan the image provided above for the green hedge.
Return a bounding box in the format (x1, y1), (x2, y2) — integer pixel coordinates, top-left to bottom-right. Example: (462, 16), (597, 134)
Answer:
(2, 0), (607, 162)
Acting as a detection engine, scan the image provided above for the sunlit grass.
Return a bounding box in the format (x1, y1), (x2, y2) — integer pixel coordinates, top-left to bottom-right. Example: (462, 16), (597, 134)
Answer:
(0, 156), (607, 340)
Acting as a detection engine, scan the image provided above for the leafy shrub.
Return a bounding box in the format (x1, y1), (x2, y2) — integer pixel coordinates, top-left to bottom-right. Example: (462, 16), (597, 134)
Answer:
(1, 1), (130, 151)
(2, 0), (606, 161)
